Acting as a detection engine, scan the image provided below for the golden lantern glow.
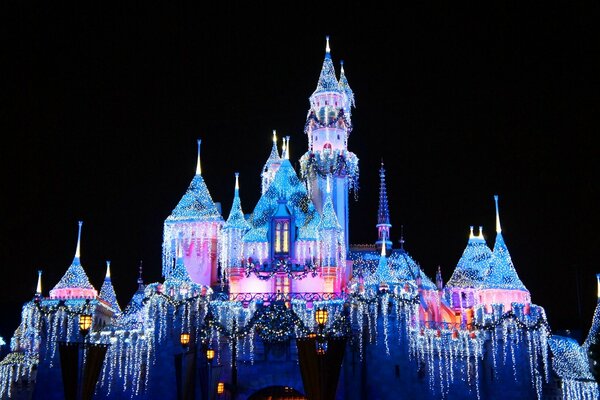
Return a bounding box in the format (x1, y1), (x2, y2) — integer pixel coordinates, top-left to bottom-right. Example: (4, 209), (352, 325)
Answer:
(308, 333), (317, 339)
(206, 348), (215, 362)
(180, 333), (191, 347)
(78, 314), (92, 334)
(316, 347), (325, 355)
(315, 308), (328, 326)
(217, 382), (225, 395)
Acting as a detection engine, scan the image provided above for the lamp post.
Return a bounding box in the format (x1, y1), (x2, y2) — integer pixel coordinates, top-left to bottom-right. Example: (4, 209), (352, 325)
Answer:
(206, 348), (215, 400)
(315, 308), (328, 400)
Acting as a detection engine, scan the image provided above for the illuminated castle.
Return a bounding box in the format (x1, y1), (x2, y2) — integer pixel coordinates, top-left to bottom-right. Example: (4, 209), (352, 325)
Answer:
(1, 37), (598, 400)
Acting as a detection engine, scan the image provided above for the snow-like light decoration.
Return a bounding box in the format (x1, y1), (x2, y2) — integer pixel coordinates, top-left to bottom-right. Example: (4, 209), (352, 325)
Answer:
(99, 261), (122, 314)
(582, 274), (600, 354)
(481, 195), (529, 292)
(299, 149), (359, 194)
(49, 221), (98, 299)
(549, 336), (599, 400)
(163, 139), (224, 280)
(261, 130), (282, 195)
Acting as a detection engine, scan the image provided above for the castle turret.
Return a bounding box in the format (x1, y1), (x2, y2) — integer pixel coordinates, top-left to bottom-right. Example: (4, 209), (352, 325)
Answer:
(35, 270), (42, 299)
(163, 139), (224, 287)
(446, 226), (493, 310)
(221, 172), (251, 293)
(317, 176), (345, 293)
(49, 221), (98, 299)
(479, 195), (531, 309)
(261, 130), (282, 195)
(376, 160), (392, 252)
(300, 36), (358, 254)
(99, 261), (121, 315)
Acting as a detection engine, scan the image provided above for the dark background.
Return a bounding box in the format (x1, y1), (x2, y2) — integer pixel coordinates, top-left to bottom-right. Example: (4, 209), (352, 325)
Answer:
(1, 2), (598, 344)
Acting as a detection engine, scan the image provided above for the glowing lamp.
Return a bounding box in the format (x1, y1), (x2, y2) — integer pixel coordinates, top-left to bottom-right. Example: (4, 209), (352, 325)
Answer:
(315, 308), (328, 327)
(206, 348), (215, 362)
(217, 382), (224, 395)
(308, 333), (317, 339)
(79, 314), (92, 335)
(316, 347), (326, 355)
(180, 333), (191, 347)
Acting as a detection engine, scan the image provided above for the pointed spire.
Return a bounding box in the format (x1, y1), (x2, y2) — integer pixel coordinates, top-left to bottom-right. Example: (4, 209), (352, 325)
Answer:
(138, 260), (144, 289)
(338, 59), (355, 108)
(285, 136), (290, 160)
(469, 226), (475, 239)
(281, 136), (287, 159)
(49, 221), (97, 298)
(74, 220), (83, 263)
(312, 36), (339, 95)
(399, 225), (405, 250)
(376, 160), (392, 251)
(270, 130), (281, 160)
(35, 270), (42, 296)
(436, 266), (443, 291)
(318, 175), (342, 231)
(478, 226), (484, 239)
(196, 139), (202, 175)
(99, 260), (121, 314)
(494, 194), (502, 233)
(224, 172), (251, 230)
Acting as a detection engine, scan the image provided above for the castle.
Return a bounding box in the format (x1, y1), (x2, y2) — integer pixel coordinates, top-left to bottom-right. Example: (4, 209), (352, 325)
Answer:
(1, 37), (598, 400)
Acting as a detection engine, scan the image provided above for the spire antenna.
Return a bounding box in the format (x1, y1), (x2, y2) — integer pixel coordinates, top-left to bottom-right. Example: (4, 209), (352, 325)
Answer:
(469, 226), (474, 239)
(138, 260), (144, 287)
(36, 270), (42, 296)
(106, 260), (111, 279)
(75, 221), (83, 260)
(325, 35), (331, 55)
(494, 194), (502, 233)
(399, 225), (405, 250)
(285, 136), (290, 160)
(196, 139), (202, 175)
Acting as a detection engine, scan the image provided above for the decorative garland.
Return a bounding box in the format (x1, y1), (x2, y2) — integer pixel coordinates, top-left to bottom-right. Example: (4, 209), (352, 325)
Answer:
(243, 259), (318, 280)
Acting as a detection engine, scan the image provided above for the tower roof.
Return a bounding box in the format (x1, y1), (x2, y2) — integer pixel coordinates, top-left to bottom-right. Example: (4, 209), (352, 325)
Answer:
(263, 130), (282, 172)
(99, 261), (121, 314)
(112, 265), (146, 330)
(50, 221), (97, 298)
(583, 274), (600, 351)
(311, 36), (340, 96)
(166, 140), (224, 223)
(338, 60), (355, 108)
(244, 159), (319, 242)
(364, 238), (397, 286)
(223, 173), (251, 231)
(482, 196), (528, 291)
(388, 249), (437, 290)
(446, 226), (493, 289)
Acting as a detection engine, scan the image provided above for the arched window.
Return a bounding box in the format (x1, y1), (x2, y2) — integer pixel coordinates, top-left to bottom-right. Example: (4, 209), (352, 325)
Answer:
(273, 219), (290, 256)
(275, 222), (282, 253)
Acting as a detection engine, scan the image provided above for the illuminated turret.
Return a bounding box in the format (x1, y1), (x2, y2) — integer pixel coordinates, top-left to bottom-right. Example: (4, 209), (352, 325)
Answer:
(49, 221), (98, 299)
(375, 160), (392, 252)
(99, 261), (121, 314)
(261, 130), (282, 194)
(163, 139), (224, 287)
(300, 35), (359, 254)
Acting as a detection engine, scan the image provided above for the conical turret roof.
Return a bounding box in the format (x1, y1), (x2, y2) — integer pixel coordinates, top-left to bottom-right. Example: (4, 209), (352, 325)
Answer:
(223, 173), (251, 231)
(311, 36), (339, 96)
(166, 140), (223, 223)
(50, 221), (97, 297)
(364, 239), (397, 286)
(99, 261), (121, 313)
(446, 226), (493, 289)
(583, 274), (600, 351)
(113, 265), (146, 330)
(482, 196), (528, 291)
(338, 60), (355, 108)
(388, 249), (436, 290)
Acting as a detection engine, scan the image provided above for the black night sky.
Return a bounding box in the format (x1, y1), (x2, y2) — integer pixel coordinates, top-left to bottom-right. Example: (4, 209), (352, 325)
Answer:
(1, 2), (598, 343)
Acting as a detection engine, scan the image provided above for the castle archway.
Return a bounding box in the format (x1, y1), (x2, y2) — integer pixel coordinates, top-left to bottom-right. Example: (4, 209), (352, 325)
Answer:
(247, 385), (306, 400)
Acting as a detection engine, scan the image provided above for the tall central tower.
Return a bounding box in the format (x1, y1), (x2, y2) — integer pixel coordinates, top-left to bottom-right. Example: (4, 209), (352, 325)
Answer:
(300, 36), (358, 253)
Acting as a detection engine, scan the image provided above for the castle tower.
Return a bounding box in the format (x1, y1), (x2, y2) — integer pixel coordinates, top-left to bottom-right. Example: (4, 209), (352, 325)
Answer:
(317, 176), (345, 293)
(49, 221), (98, 299)
(480, 195), (531, 310)
(446, 226), (493, 312)
(261, 130), (282, 195)
(163, 139), (224, 287)
(99, 261), (121, 315)
(221, 172), (251, 293)
(300, 36), (358, 253)
(376, 160), (393, 252)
